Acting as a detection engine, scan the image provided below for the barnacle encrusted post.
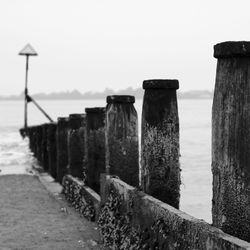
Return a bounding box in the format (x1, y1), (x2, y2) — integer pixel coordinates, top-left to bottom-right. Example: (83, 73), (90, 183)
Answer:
(85, 107), (106, 193)
(212, 41), (250, 241)
(68, 114), (86, 179)
(47, 122), (57, 179)
(56, 117), (69, 183)
(105, 95), (139, 187)
(141, 79), (180, 209)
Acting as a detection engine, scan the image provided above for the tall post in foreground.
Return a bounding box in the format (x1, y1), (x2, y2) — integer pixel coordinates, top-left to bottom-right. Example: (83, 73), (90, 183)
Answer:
(212, 41), (250, 241)
(47, 122), (57, 179)
(56, 117), (69, 183)
(68, 114), (86, 179)
(85, 107), (106, 193)
(141, 79), (180, 209)
(105, 95), (139, 187)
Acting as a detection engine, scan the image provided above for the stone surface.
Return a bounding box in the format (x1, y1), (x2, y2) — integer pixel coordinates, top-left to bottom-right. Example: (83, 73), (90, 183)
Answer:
(99, 176), (250, 250)
(62, 175), (101, 222)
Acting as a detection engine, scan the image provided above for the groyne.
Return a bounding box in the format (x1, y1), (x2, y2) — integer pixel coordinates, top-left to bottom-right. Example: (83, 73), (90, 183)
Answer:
(22, 41), (250, 249)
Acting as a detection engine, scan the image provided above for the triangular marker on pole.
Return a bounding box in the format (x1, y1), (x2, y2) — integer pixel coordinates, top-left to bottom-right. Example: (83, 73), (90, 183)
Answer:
(19, 44), (38, 56)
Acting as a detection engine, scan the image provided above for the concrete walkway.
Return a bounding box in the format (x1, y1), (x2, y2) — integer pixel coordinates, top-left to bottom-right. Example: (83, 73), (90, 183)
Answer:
(0, 174), (103, 250)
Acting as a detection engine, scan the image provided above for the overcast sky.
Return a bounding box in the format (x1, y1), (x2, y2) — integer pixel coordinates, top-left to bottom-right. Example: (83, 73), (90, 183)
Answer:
(1, 0), (250, 95)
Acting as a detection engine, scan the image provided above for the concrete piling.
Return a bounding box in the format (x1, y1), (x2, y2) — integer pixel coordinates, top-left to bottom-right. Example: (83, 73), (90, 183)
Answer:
(105, 95), (139, 187)
(85, 107), (106, 193)
(141, 79), (180, 209)
(68, 114), (86, 179)
(212, 41), (250, 241)
(56, 117), (69, 183)
(47, 122), (57, 179)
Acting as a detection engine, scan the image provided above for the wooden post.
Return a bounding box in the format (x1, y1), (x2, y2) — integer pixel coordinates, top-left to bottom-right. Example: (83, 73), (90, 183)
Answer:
(56, 117), (69, 183)
(212, 41), (250, 241)
(32, 126), (38, 157)
(85, 107), (106, 193)
(47, 122), (57, 179)
(141, 79), (180, 209)
(68, 114), (86, 179)
(105, 95), (139, 187)
(41, 123), (50, 171)
(36, 125), (43, 164)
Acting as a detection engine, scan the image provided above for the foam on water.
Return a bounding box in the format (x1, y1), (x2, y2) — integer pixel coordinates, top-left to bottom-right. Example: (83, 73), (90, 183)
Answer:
(0, 128), (34, 175)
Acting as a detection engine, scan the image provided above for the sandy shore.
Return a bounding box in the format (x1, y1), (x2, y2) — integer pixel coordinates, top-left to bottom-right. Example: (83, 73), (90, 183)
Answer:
(0, 174), (102, 249)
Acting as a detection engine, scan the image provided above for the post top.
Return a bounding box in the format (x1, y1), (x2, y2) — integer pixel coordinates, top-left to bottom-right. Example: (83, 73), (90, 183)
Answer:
(143, 79), (179, 89)
(69, 113), (85, 119)
(48, 122), (57, 127)
(107, 95), (135, 104)
(214, 41), (250, 58)
(85, 107), (106, 113)
(42, 123), (51, 129)
(57, 117), (69, 122)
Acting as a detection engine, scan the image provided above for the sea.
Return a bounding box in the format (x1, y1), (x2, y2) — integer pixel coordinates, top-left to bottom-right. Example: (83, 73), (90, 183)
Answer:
(0, 99), (212, 223)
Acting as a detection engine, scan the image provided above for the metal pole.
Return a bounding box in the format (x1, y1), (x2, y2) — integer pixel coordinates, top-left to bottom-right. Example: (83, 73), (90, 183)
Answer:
(29, 95), (54, 122)
(24, 55), (29, 131)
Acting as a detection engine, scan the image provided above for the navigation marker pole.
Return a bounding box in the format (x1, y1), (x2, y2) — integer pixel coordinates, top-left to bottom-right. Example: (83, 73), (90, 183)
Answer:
(18, 44), (53, 138)
(19, 44), (38, 133)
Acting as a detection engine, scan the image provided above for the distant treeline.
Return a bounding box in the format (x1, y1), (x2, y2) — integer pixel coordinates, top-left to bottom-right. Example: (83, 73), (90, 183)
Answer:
(0, 88), (213, 100)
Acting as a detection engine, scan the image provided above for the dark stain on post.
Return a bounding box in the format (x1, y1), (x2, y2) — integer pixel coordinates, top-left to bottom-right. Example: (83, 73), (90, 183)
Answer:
(85, 107), (106, 194)
(212, 41), (250, 241)
(47, 122), (57, 179)
(68, 113), (86, 179)
(141, 79), (180, 209)
(41, 123), (50, 171)
(56, 117), (69, 184)
(105, 95), (139, 187)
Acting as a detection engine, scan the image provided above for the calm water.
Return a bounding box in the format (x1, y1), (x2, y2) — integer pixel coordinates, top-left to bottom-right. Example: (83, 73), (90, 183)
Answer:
(0, 99), (212, 223)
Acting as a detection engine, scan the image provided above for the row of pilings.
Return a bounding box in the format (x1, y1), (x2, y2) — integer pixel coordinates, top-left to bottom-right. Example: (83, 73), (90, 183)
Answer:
(23, 41), (250, 243)
(24, 80), (180, 210)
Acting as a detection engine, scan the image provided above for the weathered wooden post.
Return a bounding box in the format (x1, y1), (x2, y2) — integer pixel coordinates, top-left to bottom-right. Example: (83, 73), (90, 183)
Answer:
(36, 124), (43, 164)
(141, 79), (180, 209)
(106, 95), (139, 187)
(28, 126), (33, 152)
(212, 41), (250, 241)
(32, 126), (38, 157)
(56, 117), (69, 183)
(41, 123), (50, 171)
(68, 114), (86, 179)
(85, 107), (106, 193)
(47, 122), (57, 179)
